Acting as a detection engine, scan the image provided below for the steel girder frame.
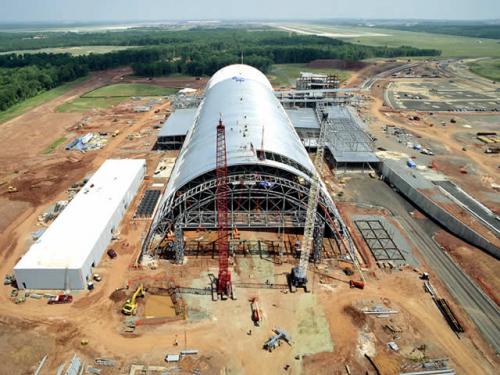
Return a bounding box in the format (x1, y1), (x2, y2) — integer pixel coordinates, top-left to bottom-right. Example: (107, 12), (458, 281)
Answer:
(143, 170), (347, 262)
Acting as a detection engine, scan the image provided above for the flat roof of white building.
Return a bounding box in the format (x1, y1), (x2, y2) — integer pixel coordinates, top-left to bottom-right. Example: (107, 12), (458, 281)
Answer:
(15, 159), (145, 270)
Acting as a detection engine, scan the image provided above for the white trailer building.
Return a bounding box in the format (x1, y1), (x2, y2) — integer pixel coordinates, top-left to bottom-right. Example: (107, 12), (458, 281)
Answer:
(14, 159), (146, 290)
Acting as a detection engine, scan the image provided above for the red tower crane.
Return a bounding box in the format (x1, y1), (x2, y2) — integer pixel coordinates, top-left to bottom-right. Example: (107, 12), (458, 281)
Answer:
(215, 117), (234, 300)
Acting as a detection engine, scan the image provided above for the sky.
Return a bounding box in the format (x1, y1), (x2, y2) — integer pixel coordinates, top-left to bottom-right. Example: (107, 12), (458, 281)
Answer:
(1, 0), (499, 23)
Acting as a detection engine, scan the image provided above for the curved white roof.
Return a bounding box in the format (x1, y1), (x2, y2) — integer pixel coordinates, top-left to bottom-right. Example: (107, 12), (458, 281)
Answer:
(162, 64), (316, 201)
(206, 64), (272, 91)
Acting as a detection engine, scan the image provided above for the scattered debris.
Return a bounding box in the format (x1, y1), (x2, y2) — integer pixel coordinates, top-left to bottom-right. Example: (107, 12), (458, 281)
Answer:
(164, 350), (198, 363)
(95, 358), (115, 367)
(363, 305), (399, 316)
(263, 328), (292, 352)
(33, 354), (47, 375)
(31, 229), (46, 240)
(250, 297), (263, 326)
(66, 132), (108, 152)
(58, 354), (82, 375)
(364, 353), (381, 375)
(400, 369), (456, 375)
(434, 298), (464, 333)
(15, 291), (26, 304)
(387, 341), (400, 351)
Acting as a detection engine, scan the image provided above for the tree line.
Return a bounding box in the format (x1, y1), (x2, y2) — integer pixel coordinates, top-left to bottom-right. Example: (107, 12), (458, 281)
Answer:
(0, 28), (440, 112)
(382, 23), (500, 40)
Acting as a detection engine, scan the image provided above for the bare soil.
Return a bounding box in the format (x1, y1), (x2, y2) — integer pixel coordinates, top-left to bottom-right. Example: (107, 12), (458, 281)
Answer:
(434, 230), (500, 306)
(306, 59), (370, 71)
(0, 63), (497, 374)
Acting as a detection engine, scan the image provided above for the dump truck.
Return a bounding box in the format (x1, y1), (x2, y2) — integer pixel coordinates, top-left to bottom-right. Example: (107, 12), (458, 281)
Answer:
(48, 294), (73, 304)
(122, 284), (145, 315)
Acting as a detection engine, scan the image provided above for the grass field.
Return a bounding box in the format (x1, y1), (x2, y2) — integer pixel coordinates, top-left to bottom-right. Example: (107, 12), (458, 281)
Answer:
(58, 83), (178, 112)
(42, 137), (67, 154)
(277, 24), (500, 58)
(57, 97), (124, 112)
(268, 64), (351, 86)
(0, 76), (89, 124)
(0, 45), (137, 56)
(83, 83), (178, 98)
(468, 58), (500, 81)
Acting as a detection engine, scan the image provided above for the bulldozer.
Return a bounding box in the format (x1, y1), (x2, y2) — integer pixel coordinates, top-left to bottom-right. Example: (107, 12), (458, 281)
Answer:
(122, 284), (145, 315)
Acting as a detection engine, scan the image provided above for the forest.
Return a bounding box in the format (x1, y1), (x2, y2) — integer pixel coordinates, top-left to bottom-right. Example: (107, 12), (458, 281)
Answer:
(0, 28), (440, 112)
(380, 23), (500, 40)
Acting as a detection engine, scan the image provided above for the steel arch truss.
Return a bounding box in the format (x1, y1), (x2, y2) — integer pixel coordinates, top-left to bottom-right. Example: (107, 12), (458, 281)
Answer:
(144, 170), (347, 262)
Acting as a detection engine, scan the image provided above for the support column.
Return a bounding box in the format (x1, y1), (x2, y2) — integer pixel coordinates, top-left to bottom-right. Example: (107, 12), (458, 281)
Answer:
(174, 224), (184, 264)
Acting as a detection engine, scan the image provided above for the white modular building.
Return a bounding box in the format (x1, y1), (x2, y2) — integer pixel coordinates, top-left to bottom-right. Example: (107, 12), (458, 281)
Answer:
(14, 159), (146, 290)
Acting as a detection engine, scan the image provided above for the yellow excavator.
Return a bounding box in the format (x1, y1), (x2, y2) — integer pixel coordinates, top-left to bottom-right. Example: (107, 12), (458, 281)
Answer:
(122, 284), (145, 315)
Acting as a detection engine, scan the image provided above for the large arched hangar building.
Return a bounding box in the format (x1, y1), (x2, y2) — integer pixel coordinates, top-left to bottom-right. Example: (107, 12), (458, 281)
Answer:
(146, 64), (349, 262)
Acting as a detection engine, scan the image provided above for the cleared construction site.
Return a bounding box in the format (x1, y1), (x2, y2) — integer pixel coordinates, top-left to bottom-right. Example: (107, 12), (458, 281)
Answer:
(1, 60), (499, 375)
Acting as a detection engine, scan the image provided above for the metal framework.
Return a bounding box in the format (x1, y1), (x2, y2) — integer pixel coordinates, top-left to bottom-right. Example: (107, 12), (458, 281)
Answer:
(293, 104), (328, 286)
(325, 106), (374, 155)
(215, 118), (232, 298)
(296, 74), (340, 91)
(144, 168), (344, 262)
(135, 190), (161, 219)
(142, 65), (360, 267)
(355, 220), (405, 262)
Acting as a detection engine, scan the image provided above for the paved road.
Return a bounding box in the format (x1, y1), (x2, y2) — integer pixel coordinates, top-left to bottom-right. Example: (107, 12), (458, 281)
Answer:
(397, 213), (500, 353)
(434, 180), (500, 235)
(361, 62), (420, 90)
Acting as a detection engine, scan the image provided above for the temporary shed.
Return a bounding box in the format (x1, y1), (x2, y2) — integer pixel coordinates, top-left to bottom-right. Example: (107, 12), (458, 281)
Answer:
(14, 159), (146, 290)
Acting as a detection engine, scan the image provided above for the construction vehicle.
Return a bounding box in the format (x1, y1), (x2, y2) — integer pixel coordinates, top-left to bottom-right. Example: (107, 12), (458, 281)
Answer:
(213, 118), (234, 300)
(288, 109), (329, 293)
(3, 274), (14, 285)
(122, 284), (145, 315)
(7, 186), (17, 193)
(288, 106), (365, 292)
(349, 280), (365, 289)
(48, 294), (73, 304)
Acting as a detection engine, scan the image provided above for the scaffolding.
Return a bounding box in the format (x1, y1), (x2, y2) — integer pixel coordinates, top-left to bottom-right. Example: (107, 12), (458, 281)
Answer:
(296, 73), (340, 91)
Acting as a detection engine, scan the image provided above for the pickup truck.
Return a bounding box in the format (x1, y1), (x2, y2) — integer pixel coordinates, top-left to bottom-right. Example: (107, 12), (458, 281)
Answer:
(48, 294), (73, 304)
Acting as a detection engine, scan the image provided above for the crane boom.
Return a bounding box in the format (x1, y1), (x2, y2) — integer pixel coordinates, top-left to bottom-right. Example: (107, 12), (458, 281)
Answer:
(289, 104), (365, 292)
(289, 106), (328, 291)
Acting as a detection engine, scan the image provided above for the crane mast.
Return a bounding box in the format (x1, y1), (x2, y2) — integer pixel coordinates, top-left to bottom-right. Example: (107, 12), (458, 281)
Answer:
(289, 108), (328, 292)
(215, 117), (233, 300)
(289, 105), (365, 292)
